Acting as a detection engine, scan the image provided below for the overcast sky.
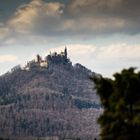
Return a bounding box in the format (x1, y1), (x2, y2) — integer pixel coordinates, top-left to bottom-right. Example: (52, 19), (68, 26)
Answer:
(0, 0), (140, 77)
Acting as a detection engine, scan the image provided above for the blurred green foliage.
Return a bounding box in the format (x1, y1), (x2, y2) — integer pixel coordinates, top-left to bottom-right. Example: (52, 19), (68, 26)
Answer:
(92, 67), (140, 140)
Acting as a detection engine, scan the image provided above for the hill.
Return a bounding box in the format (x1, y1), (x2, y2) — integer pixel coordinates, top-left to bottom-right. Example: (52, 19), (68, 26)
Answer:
(0, 49), (101, 140)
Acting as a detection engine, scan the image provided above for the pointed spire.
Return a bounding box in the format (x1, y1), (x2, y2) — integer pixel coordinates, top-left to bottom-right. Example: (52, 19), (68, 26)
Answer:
(64, 46), (67, 59)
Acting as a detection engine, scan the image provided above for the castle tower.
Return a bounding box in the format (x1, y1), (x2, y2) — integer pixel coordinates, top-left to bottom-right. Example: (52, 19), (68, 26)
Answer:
(64, 46), (67, 59)
(36, 54), (42, 63)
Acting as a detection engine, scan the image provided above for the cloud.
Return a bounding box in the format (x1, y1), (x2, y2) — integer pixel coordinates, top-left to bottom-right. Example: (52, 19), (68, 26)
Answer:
(50, 43), (140, 63)
(0, 0), (66, 46)
(46, 44), (96, 55)
(0, 0), (140, 47)
(0, 55), (17, 63)
(95, 43), (140, 76)
(49, 43), (140, 60)
(48, 43), (140, 76)
(66, 0), (140, 34)
(6, 0), (140, 37)
(68, 0), (140, 18)
(8, 0), (124, 36)
(8, 0), (64, 34)
(67, 0), (122, 16)
(45, 44), (96, 64)
(0, 25), (9, 40)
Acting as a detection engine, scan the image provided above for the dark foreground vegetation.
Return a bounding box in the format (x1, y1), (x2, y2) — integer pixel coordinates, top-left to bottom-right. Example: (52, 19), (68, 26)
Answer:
(92, 67), (140, 140)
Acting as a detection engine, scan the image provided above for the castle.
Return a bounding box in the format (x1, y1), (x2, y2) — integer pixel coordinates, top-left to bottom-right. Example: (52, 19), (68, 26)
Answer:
(22, 47), (71, 71)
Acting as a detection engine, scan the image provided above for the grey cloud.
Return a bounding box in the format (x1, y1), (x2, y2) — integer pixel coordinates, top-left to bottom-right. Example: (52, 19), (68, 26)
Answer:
(18, 0), (140, 35)
(67, 0), (140, 18)
(64, 0), (140, 34)
(0, 0), (140, 47)
(8, 0), (65, 34)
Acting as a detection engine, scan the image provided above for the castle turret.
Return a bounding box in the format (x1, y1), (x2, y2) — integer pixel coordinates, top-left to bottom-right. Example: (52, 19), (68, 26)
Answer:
(64, 46), (67, 59)
(36, 54), (42, 63)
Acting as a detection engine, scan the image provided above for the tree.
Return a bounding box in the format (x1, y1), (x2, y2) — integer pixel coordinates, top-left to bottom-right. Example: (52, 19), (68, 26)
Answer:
(92, 68), (140, 140)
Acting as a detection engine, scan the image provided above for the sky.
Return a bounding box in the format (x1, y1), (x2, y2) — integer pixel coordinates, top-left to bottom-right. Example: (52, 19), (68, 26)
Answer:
(0, 0), (140, 77)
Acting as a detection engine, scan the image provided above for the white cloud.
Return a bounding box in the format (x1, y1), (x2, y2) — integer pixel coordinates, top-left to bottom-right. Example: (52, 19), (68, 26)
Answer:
(47, 43), (140, 60)
(46, 44), (96, 55)
(98, 43), (140, 59)
(45, 44), (97, 64)
(0, 55), (18, 63)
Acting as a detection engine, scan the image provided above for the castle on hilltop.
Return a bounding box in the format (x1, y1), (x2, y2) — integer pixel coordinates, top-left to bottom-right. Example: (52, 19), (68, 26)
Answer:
(46, 47), (69, 65)
(21, 47), (71, 71)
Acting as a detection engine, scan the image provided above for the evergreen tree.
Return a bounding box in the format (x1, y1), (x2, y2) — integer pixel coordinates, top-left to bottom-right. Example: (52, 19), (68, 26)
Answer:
(92, 67), (140, 140)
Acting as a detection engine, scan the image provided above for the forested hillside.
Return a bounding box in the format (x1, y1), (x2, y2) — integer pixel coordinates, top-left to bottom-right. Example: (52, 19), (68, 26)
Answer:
(0, 59), (101, 140)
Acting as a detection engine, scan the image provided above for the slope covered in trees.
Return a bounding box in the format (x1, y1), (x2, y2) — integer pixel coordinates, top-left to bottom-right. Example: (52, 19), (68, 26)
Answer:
(0, 62), (101, 140)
